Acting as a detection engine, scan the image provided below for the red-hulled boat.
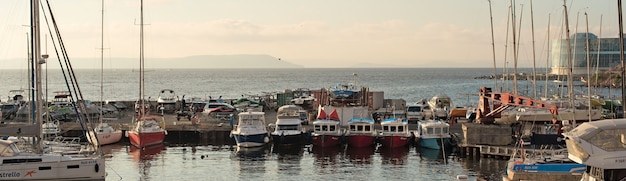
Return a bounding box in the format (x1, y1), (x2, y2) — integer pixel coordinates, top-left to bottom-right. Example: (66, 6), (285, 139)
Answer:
(379, 118), (412, 148)
(311, 109), (343, 147)
(128, 115), (167, 148)
(346, 117), (376, 148)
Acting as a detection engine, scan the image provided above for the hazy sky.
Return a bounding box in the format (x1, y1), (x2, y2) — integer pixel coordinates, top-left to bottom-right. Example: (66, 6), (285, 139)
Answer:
(0, 0), (619, 68)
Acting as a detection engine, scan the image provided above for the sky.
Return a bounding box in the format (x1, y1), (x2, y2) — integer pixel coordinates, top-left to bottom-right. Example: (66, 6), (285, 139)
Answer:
(0, 0), (620, 68)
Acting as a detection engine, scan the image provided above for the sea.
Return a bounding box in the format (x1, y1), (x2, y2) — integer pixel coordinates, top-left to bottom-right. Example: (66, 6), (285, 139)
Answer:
(0, 68), (617, 181)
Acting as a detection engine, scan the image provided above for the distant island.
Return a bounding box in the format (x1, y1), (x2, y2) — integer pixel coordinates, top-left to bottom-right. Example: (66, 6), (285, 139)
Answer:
(0, 54), (303, 69)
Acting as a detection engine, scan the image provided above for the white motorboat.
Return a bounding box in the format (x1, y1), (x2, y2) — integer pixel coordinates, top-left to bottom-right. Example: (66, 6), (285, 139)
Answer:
(231, 111), (270, 147)
(156, 89), (177, 114)
(427, 95), (453, 120)
(270, 105), (305, 146)
(563, 119), (626, 181)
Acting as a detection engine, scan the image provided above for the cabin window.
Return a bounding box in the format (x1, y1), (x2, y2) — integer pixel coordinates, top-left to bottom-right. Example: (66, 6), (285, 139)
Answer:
(329, 125), (336, 131)
(427, 128), (434, 134)
(435, 128), (441, 134)
(350, 125), (356, 131)
(390, 126), (396, 132)
(67, 165), (79, 169)
(364, 125), (371, 131)
(3, 159), (42, 164)
(383, 126), (389, 131)
(443, 128), (449, 134)
(398, 126), (404, 132)
(39, 166), (52, 170)
(408, 106), (421, 112)
(278, 125), (299, 131)
(357, 125), (363, 131)
(314, 125), (321, 131)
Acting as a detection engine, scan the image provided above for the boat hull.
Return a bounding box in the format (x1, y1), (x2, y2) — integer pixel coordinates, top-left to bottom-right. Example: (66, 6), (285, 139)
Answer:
(311, 134), (342, 147)
(505, 161), (585, 181)
(419, 138), (445, 150)
(232, 133), (269, 148)
(0, 156), (105, 180)
(346, 135), (375, 148)
(271, 133), (303, 146)
(380, 135), (411, 148)
(128, 131), (166, 148)
(95, 131), (123, 146)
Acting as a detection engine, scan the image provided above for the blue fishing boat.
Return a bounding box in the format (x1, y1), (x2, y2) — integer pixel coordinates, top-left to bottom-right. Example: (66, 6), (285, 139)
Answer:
(328, 73), (362, 99)
(414, 119), (451, 150)
(231, 111), (270, 147)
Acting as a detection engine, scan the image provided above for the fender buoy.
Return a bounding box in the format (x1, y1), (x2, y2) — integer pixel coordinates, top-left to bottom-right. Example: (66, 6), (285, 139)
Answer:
(95, 163), (100, 172)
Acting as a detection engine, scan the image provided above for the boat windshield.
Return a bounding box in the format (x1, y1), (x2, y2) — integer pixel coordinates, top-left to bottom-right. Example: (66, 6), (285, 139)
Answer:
(277, 125), (299, 131)
(315, 125), (337, 132)
(350, 125), (371, 132)
(587, 129), (626, 151)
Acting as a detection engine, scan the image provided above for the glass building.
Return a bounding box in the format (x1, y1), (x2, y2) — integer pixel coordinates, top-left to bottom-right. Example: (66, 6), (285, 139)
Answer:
(551, 33), (625, 75)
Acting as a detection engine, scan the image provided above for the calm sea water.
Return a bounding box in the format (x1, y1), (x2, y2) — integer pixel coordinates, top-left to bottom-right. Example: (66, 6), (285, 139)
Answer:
(0, 68), (617, 181)
(100, 143), (507, 181)
(1, 68), (522, 104)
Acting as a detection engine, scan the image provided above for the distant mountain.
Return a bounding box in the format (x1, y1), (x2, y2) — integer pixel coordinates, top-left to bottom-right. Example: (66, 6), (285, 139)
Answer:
(0, 54), (303, 69)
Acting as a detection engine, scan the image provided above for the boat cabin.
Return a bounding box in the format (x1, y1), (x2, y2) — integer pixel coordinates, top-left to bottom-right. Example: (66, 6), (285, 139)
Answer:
(380, 118), (408, 135)
(348, 118), (375, 134)
(417, 120), (451, 139)
(313, 120), (341, 134)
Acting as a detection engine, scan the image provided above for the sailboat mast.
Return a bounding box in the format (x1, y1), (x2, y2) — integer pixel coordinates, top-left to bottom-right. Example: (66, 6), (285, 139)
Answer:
(563, 0), (574, 105)
(510, 0), (518, 94)
(530, 0), (537, 98)
(140, 0), (145, 115)
(619, 0), (625, 117)
(488, 0), (497, 90)
(594, 15), (602, 96)
(100, 0), (105, 121)
(30, 0), (44, 152)
(585, 12), (591, 121)
(544, 14), (551, 99)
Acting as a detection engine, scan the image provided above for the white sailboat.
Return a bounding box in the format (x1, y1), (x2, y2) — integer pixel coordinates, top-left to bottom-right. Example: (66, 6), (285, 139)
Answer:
(0, 0), (105, 180)
(89, 0), (122, 146)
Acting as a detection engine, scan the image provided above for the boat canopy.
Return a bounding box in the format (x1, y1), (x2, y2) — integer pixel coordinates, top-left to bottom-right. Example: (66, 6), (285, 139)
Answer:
(348, 117), (374, 124)
(0, 140), (19, 157)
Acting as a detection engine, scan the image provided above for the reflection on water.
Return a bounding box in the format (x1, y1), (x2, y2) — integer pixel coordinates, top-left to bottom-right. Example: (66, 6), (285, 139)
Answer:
(130, 144), (166, 162)
(312, 145), (343, 174)
(103, 142), (508, 180)
(233, 145), (270, 161)
(345, 146), (375, 165)
(460, 156), (508, 181)
(379, 146), (409, 165)
(129, 144), (166, 180)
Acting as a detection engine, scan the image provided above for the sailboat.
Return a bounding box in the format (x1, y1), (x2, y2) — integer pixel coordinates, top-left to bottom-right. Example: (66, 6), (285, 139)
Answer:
(0, 0), (105, 180)
(127, 0), (167, 148)
(89, 0), (122, 146)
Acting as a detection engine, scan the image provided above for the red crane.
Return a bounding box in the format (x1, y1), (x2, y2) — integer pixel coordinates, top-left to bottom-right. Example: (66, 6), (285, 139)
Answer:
(476, 87), (558, 124)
